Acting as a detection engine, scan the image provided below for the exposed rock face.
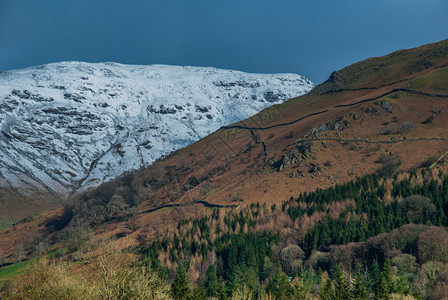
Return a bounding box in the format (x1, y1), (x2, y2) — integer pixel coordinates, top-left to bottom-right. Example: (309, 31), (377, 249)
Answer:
(305, 119), (349, 138)
(265, 141), (313, 171)
(361, 106), (381, 115)
(377, 100), (393, 113)
(0, 62), (314, 199)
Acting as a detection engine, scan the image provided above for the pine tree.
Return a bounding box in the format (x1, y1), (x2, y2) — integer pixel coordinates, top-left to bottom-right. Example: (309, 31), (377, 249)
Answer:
(382, 259), (395, 294)
(372, 260), (395, 300)
(266, 264), (291, 300)
(319, 277), (334, 300)
(350, 265), (368, 300)
(217, 281), (228, 300)
(228, 265), (245, 293)
(171, 264), (192, 300)
(291, 278), (313, 300)
(261, 256), (273, 281)
(374, 272), (390, 300)
(333, 266), (349, 300)
(205, 265), (219, 297)
(192, 282), (207, 300)
(394, 275), (411, 296)
(368, 260), (381, 292)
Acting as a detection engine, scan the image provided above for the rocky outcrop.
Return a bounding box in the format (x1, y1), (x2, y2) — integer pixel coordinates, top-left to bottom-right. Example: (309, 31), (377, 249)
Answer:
(361, 106), (381, 115)
(305, 119), (350, 138)
(376, 100), (393, 113)
(265, 141), (313, 171)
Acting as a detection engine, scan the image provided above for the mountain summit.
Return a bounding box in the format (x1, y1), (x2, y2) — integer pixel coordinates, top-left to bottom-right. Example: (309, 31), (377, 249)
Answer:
(0, 62), (313, 218)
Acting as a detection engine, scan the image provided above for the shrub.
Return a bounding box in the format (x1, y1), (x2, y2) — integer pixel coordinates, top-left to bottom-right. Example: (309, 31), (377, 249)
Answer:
(6, 258), (95, 300)
(58, 175), (138, 236)
(417, 227), (448, 264)
(397, 195), (436, 224)
(428, 269), (448, 300)
(391, 254), (418, 274)
(377, 154), (402, 177)
(98, 264), (171, 300)
(6, 257), (171, 300)
(422, 115), (434, 125)
(413, 261), (446, 293)
(420, 156), (437, 168)
(280, 245), (304, 274)
(365, 224), (429, 263)
(400, 122), (415, 133)
(188, 175), (200, 187)
(305, 251), (330, 271)
(380, 122), (415, 135)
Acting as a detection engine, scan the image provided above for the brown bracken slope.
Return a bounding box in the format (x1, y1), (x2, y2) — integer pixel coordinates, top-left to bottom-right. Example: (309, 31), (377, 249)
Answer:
(135, 38), (448, 211)
(1, 38), (448, 258)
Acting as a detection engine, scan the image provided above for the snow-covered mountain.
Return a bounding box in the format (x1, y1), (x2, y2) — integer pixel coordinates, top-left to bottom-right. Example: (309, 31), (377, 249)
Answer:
(0, 61), (313, 199)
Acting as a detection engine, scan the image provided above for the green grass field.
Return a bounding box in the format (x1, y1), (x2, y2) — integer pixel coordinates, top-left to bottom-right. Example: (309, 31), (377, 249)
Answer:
(407, 67), (448, 92)
(0, 260), (33, 289)
(0, 217), (12, 231)
(47, 246), (68, 258)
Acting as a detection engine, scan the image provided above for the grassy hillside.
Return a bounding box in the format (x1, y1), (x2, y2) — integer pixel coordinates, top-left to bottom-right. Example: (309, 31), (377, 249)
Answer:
(1, 38), (448, 299)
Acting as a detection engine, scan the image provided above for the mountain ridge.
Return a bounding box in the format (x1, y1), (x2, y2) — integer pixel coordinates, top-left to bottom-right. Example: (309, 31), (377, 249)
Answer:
(0, 62), (313, 219)
(2, 39), (448, 299)
(125, 38), (448, 212)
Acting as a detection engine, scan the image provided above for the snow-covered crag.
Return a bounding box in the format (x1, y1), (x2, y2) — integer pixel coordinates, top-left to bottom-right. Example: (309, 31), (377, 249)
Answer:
(0, 61), (313, 199)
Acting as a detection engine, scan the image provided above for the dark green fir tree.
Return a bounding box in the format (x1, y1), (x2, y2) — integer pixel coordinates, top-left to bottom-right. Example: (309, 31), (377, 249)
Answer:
(350, 264), (368, 300)
(171, 264), (192, 300)
(205, 265), (219, 297)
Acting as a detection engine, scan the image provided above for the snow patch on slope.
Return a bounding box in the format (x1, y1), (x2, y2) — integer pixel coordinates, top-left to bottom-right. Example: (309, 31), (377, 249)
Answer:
(0, 61), (313, 197)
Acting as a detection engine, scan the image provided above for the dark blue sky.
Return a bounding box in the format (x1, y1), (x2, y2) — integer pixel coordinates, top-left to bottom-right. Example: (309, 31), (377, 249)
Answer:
(1, 0), (447, 83)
